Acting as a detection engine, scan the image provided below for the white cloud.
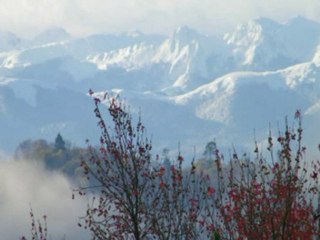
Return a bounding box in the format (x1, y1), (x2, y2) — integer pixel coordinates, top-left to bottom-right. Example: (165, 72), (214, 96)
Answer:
(0, 158), (89, 239)
(0, 0), (319, 37)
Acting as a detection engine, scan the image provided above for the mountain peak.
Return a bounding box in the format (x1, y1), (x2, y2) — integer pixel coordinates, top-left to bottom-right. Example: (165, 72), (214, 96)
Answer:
(122, 29), (143, 38)
(224, 16), (320, 68)
(33, 27), (71, 45)
(253, 17), (280, 26)
(172, 26), (200, 41)
(286, 15), (319, 26)
(243, 17), (282, 34)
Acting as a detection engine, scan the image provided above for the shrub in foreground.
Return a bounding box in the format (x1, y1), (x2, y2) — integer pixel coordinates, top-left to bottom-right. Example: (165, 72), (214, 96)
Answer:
(75, 91), (218, 239)
(22, 92), (320, 239)
(214, 112), (320, 239)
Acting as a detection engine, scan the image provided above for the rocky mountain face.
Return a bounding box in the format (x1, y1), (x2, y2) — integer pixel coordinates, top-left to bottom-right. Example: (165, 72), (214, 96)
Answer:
(1, 16), (320, 157)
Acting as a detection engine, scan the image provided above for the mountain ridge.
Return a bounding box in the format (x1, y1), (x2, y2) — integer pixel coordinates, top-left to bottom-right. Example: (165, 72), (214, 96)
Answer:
(1, 16), (320, 157)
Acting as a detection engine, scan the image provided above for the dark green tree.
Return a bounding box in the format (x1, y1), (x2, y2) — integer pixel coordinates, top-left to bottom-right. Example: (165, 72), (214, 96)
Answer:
(54, 133), (66, 150)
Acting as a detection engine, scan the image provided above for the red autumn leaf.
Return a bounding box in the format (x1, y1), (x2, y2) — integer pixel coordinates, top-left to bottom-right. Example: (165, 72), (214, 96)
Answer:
(207, 186), (215, 195)
(178, 155), (184, 162)
(160, 181), (166, 188)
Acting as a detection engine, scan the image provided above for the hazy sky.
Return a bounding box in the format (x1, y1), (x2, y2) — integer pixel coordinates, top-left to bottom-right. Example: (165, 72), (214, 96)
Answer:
(0, 0), (319, 37)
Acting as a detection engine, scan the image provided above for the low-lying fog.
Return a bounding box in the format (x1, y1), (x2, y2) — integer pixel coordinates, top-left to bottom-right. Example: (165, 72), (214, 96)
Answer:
(0, 156), (90, 239)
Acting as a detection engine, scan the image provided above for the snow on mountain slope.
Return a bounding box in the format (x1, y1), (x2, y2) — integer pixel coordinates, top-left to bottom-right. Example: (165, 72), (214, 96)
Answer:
(174, 70), (297, 126)
(172, 58), (320, 146)
(0, 43), (69, 68)
(0, 17), (320, 156)
(225, 16), (320, 71)
(86, 26), (230, 92)
(86, 43), (158, 71)
(3, 17), (318, 92)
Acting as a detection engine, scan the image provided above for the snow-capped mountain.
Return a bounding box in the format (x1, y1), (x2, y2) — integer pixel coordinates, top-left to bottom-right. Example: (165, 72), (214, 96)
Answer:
(1, 16), (320, 157)
(224, 16), (320, 71)
(85, 25), (229, 92)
